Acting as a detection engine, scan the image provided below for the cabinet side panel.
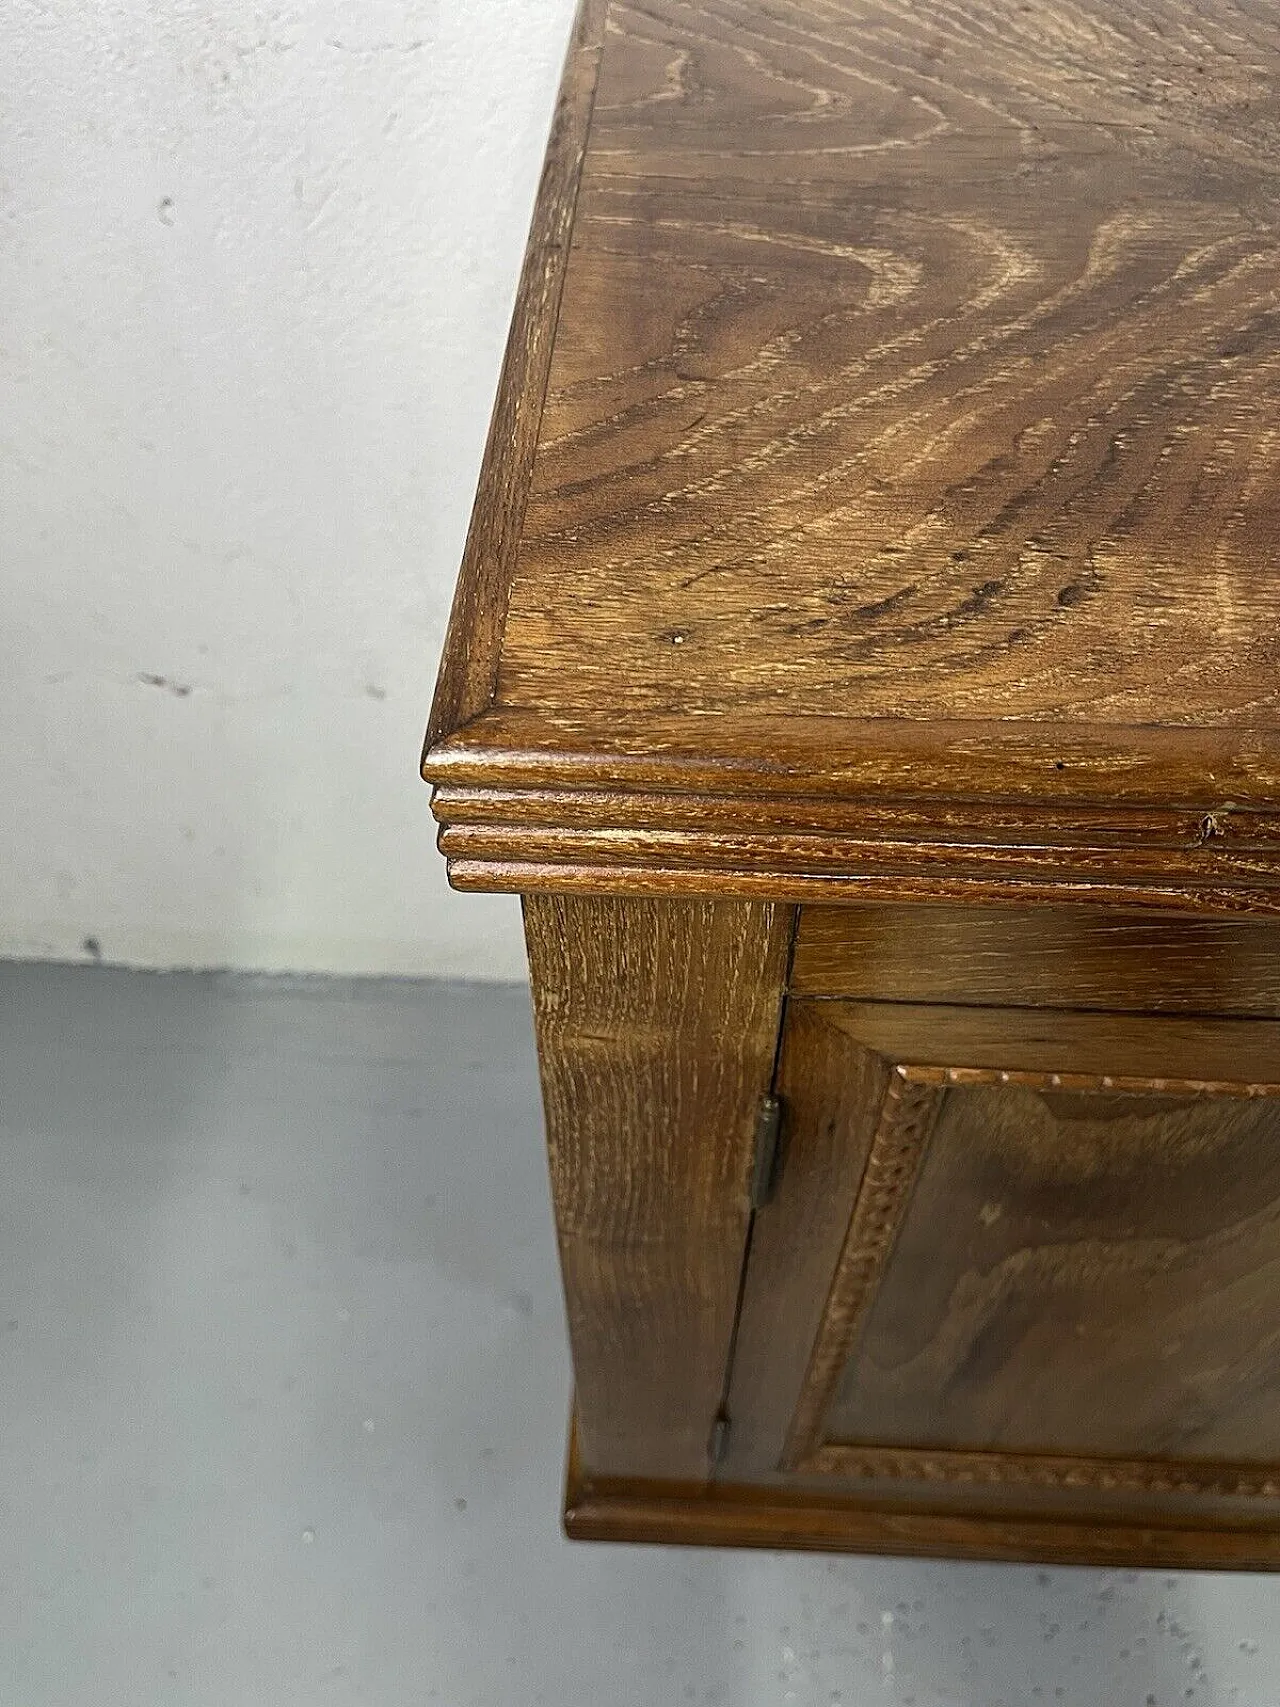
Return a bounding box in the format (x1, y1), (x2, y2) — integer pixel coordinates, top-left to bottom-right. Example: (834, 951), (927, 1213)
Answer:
(524, 894), (794, 1482)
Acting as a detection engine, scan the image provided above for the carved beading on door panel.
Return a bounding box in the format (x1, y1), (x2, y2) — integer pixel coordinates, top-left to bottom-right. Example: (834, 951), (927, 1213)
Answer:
(902, 1065), (1280, 1098)
(809, 1443), (1280, 1499)
(785, 1058), (1280, 1488)
(781, 1070), (945, 1469)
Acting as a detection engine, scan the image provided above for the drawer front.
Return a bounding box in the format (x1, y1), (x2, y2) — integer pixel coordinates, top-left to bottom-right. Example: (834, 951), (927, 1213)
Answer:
(793, 904), (1280, 1016)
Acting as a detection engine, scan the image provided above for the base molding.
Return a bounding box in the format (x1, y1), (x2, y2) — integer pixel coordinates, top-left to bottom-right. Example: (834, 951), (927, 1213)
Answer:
(564, 1459), (1280, 1571)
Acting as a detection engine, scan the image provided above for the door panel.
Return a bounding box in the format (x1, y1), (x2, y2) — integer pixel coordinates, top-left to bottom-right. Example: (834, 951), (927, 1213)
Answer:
(825, 1081), (1280, 1463)
(715, 1004), (892, 1475)
(723, 999), (1280, 1518)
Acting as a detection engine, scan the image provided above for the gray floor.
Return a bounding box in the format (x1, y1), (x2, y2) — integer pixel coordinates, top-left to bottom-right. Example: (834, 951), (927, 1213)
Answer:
(1, 968), (1278, 1706)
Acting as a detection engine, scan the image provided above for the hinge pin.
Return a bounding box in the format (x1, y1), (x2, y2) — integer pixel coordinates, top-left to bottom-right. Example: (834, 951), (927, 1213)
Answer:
(750, 1094), (785, 1209)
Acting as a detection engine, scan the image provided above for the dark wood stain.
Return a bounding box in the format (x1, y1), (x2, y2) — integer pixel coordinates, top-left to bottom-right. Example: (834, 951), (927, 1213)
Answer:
(523, 893), (793, 1482)
(724, 996), (1280, 1545)
(793, 903), (1280, 1014)
(565, 1451), (1280, 1570)
(425, 0), (1280, 909)
(829, 1080), (1280, 1462)
(505, 0), (1280, 729)
(424, 0), (608, 747)
(424, 0), (1280, 1568)
(723, 1004), (891, 1476)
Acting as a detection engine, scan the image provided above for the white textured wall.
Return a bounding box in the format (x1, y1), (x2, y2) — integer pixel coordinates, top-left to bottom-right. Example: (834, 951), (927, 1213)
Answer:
(0, 0), (579, 978)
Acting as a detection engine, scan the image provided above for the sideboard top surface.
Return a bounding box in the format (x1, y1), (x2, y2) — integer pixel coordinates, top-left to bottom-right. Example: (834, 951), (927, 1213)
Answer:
(425, 0), (1280, 908)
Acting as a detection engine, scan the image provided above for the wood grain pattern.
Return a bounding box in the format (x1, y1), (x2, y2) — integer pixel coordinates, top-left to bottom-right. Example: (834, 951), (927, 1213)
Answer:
(438, 818), (1280, 888)
(782, 1069), (945, 1467)
(429, 707), (1280, 811)
(821, 1001), (1280, 1085)
(822, 1076), (1280, 1465)
(426, 0), (1280, 1571)
(426, 710), (1280, 908)
(721, 1004), (892, 1475)
(793, 903), (1280, 1014)
(423, 0), (1280, 905)
(523, 893), (794, 1481)
(723, 995), (1280, 1559)
(423, 0), (607, 747)
(564, 1458), (1280, 1570)
(435, 785), (1280, 917)
(503, 0), (1280, 728)
(434, 782), (1272, 846)
(444, 857), (1280, 922)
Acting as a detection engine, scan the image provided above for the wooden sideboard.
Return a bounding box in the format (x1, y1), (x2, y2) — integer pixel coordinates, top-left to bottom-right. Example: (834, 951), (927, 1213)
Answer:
(423, 0), (1280, 1568)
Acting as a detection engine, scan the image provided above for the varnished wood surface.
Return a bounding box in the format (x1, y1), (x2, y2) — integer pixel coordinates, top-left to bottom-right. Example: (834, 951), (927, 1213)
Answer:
(427, 0), (1280, 1572)
(425, 0), (1280, 902)
(442, 866), (1280, 932)
(444, 856), (1280, 921)
(721, 995), (1280, 1557)
(439, 817), (1280, 891)
(430, 708), (1280, 810)
(426, 711), (1280, 906)
(433, 780), (1275, 843)
(523, 894), (794, 1481)
(424, 0), (607, 745)
(722, 1003), (890, 1476)
(793, 903), (1280, 1014)
(503, 0), (1280, 729)
(564, 1463), (1280, 1571)
(826, 1078), (1280, 1462)
(819, 1000), (1280, 1085)
(783, 1065), (945, 1470)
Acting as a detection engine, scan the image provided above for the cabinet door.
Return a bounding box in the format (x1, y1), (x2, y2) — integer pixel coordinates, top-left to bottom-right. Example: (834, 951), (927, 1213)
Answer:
(723, 999), (1280, 1531)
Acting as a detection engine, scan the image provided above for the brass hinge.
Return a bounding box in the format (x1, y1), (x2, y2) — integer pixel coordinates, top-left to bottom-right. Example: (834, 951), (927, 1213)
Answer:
(750, 1094), (785, 1210)
(709, 1411), (731, 1466)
